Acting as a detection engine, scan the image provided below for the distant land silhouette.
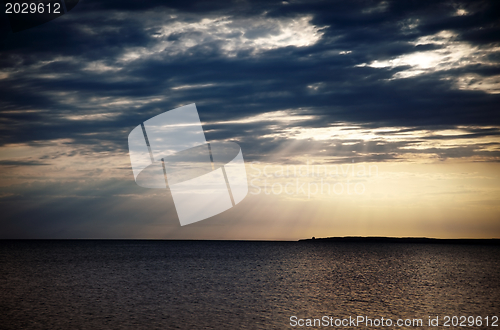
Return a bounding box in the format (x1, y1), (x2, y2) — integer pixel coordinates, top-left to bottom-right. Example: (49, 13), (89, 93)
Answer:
(299, 236), (500, 245)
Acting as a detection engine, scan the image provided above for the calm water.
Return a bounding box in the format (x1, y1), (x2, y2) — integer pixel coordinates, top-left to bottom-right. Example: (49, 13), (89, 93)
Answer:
(0, 241), (499, 329)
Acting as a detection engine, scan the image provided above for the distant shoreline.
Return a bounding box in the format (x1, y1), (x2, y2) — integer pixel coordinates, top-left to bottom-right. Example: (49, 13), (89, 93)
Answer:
(299, 236), (500, 245)
(0, 237), (499, 244)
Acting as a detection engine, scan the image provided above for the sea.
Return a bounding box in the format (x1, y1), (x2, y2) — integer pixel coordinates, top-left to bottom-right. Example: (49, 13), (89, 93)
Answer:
(0, 240), (499, 329)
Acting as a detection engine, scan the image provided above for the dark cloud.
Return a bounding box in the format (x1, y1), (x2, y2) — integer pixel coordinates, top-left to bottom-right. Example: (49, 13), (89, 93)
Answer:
(0, 1), (500, 149)
(0, 0), (498, 156)
(1, 0), (500, 239)
(0, 160), (50, 166)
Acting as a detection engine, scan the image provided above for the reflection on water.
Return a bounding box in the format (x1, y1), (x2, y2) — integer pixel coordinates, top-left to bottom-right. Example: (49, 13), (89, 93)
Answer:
(0, 241), (499, 329)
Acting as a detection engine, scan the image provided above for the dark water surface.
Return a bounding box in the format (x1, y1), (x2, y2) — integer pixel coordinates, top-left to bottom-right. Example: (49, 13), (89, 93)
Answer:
(0, 240), (499, 329)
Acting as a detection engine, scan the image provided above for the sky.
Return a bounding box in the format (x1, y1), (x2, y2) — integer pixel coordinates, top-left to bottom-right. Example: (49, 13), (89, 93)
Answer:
(0, 0), (499, 239)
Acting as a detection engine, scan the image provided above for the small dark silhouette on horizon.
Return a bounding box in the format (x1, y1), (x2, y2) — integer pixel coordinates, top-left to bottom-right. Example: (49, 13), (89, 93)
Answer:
(299, 236), (500, 245)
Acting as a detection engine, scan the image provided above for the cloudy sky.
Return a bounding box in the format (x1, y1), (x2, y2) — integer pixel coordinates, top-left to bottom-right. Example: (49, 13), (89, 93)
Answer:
(0, 0), (499, 239)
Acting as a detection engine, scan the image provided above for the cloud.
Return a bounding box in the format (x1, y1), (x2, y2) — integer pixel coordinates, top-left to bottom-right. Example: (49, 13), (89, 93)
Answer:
(356, 30), (500, 93)
(116, 13), (326, 61)
(0, 160), (50, 166)
(0, 0), (500, 238)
